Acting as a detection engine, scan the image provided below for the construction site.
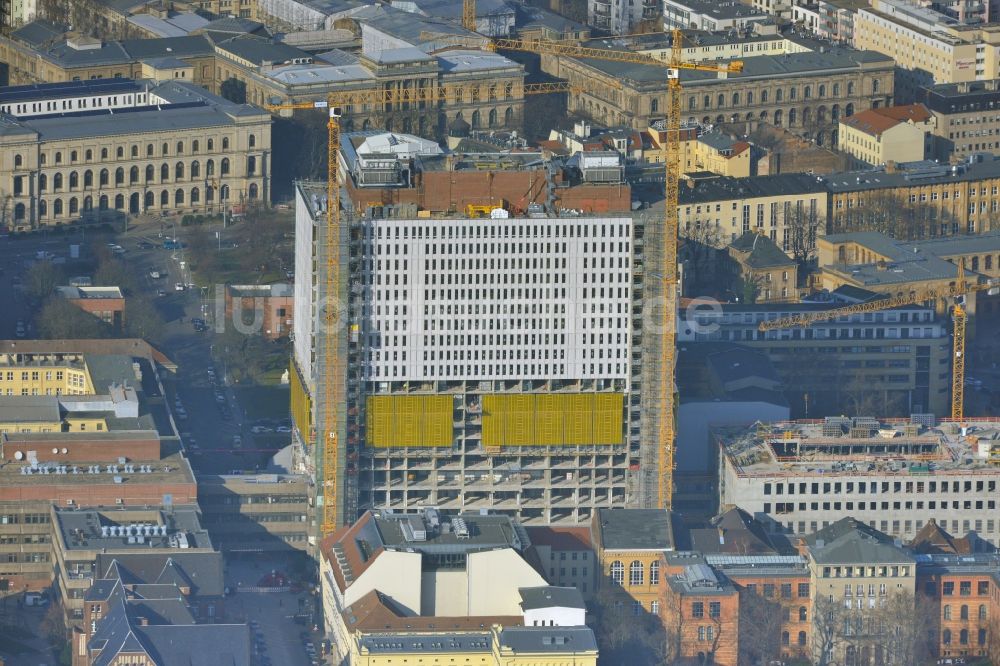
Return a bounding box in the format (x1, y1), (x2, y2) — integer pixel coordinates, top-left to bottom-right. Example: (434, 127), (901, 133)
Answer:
(293, 176), (650, 524)
(718, 416), (1000, 543)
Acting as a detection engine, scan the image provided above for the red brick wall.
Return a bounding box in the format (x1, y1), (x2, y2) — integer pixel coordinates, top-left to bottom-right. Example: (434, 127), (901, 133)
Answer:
(727, 573), (812, 662)
(918, 571), (994, 660)
(224, 293), (294, 341)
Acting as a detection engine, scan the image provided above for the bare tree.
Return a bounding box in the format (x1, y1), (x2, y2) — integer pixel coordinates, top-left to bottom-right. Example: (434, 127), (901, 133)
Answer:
(26, 260), (63, 301)
(738, 589), (784, 666)
(36, 298), (111, 339)
(812, 593), (846, 666)
(590, 583), (667, 665)
(880, 591), (935, 665)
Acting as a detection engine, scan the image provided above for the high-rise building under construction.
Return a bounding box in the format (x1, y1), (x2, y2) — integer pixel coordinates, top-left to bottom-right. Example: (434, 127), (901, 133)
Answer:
(290, 137), (653, 527)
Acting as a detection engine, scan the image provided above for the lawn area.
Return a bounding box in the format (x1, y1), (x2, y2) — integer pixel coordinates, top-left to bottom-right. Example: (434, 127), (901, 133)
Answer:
(235, 386), (290, 421)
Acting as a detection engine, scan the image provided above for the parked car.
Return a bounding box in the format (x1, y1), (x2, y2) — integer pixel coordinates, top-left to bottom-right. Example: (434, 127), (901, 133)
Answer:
(174, 282), (186, 291)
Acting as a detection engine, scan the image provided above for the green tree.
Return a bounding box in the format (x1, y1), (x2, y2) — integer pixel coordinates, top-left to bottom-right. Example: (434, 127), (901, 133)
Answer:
(27, 260), (63, 301)
(220, 78), (247, 105)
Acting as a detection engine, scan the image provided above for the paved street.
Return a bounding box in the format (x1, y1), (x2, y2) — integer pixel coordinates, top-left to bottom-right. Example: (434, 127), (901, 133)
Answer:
(226, 557), (323, 666)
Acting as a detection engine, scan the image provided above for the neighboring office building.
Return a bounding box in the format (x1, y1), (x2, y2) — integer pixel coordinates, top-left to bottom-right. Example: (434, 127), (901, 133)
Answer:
(825, 156), (1000, 236)
(292, 178), (646, 527)
(676, 173), (827, 252)
(718, 417), (1000, 543)
(678, 299), (952, 416)
(0, 340), (196, 597)
(0, 78), (271, 231)
(196, 471), (313, 552)
(663, 0), (770, 32)
(918, 80), (1000, 161)
(56, 286), (125, 331)
(319, 509), (598, 664)
(838, 104), (935, 166)
(726, 230), (800, 302)
(51, 506), (216, 623)
(542, 41), (894, 143)
(816, 231), (1000, 313)
(224, 283), (293, 341)
(591, 508), (675, 616)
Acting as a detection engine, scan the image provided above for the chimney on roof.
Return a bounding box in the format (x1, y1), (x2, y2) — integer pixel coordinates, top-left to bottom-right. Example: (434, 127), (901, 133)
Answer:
(884, 161), (898, 174)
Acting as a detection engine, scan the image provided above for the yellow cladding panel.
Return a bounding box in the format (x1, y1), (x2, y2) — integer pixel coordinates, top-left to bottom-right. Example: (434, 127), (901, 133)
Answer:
(289, 361), (312, 442)
(366, 396), (453, 447)
(482, 393), (623, 447)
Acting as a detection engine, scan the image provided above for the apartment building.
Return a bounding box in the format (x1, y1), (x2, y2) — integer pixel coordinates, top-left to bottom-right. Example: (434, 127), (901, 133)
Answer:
(825, 156), (1000, 236)
(838, 104), (935, 166)
(726, 231), (800, 302)
(677, 173), (827, 253)
(918, 80), (1000, 161)
(801, 518), (918, 666)
(662, 0), (769, 32)
(587, 0), (660, 35)
(646, 123), (755, 178)
(543, 41), (894, 145)
(0, 78), (270, 230)
(718, 417), (1000, 544)
(292, 173), (647, 527)
(853, 0), (1000, 99)
(525, 525), (597, 597)
(917, 546), (999, 661)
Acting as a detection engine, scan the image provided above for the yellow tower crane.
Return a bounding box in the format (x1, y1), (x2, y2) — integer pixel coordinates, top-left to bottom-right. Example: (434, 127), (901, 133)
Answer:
(463, 0), (476, 31)
(490, 33), (742, 510)
(757, 262), (998, 421)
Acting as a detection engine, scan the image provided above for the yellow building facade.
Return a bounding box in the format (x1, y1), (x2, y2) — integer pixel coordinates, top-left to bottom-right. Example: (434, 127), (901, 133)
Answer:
(838, 114), (927, 166)
(647, 125), (753, 178)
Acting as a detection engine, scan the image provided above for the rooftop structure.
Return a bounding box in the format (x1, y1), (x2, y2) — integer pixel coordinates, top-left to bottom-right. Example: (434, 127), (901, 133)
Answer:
(718, 417), (1000, 542)
(593, 508), (676, 552)
(80, 574), (248, 666)
(320, 510), (596, 664)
